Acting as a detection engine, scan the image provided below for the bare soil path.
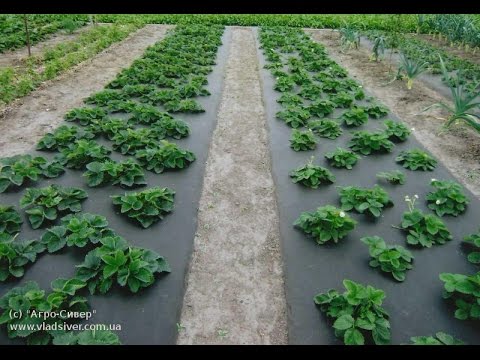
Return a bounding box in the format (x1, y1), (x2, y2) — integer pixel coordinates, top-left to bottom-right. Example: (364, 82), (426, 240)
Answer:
(177, 27), (288, 345)
(308, 29), (480, 198)
(0, 24), (95, 68)
(0, 25), (173, 157)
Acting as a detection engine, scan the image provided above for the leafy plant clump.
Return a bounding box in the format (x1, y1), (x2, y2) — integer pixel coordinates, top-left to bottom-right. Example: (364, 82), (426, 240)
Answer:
(463, 230), (480, 265)
(365, 104), (389, 119)
(308, 119), (342, 139)
(276, 106), (311, 128)
(309, 100), (335, 118)
(84, 159), (146, 188)
(395, 149), (437, 171)
(111, 187), (175, 228)
(348, 131), (394, 155)
(426, 179), (469, 217)
(0, 155), (64, 193)
(20, 185), (88, 229)
(64, 107), (106, 126)
(439, 272), (480, 321)
(361, 236), (413, 281)
(339, 185), (393, 218)
(111, 128), (158, 155)
(164, 99), (205, 113)
(57, 140), (111, 170)
(341, 107), (369, 127)
(383, 120), (411, 142)
(98, 118), (133, 140)
(329, 92), (355, 108)
(37, 125), (95, 151)
(0, 233), (45, 281)
(153, 117), (190, 139)
(0, 205), (23, 234)
(52, 329), (121, 345)
(294, 205), (356, 245)
(135, 141), (196, 174)
(290, 157), (335, 188)
(75, 235), (171, 294)
(0, 279), (89, 345)
(399, 195), (452, 247)
(325, 148), (360, 169)
(409, 332), (465, 345)
(41, 213), (113, 253)
(314, 279), (390, 345)
(376, 170), (406, 185)
(290, 129), (317, 151)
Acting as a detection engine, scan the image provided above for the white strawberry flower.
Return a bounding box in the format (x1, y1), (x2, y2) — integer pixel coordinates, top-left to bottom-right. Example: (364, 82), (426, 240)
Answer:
(436, 199), (441, 205)
(339, 211), (346, 218)
(414, 194), (419, 199)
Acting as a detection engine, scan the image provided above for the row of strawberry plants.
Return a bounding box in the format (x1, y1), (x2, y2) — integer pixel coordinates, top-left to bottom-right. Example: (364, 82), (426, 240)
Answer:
(0, 24), (225, 345)
(0, 14), (89, 53)
(260, 26), (476, 345)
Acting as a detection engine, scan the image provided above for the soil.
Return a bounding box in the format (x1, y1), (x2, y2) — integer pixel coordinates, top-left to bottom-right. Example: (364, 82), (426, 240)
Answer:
(307, 29), (480, 198)
(417, 34), (480, 66)
(177, 27), (288, 345)
(0, 25), (173, 157)
(0, 24), (95, 68)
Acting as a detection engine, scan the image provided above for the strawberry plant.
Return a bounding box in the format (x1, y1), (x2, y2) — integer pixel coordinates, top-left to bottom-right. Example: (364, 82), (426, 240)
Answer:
(409, 332), (464, 345)
(348, 131), (394, 155)
(341, 107), (369, 127)
(84, 159), (146, 188)
(439, 272), (480, 321)
(130, 104), (174, 125)
(99, 118), (133, 140)
(164, 99), (205, 113)
(41, 213), (113, 253)
(376, 170), (406, 185)
(274, 75), (295, 92)
(365, 104), (389, 119)
(276, 106), (311, 128)
(37, 125), (95, 151)
(75, 235), (171, 294)
(361, 236), (413, 281)
(399, 195), (452, 247)
(314, 279), (390, 345)
(463, 230), (480, 265)
(152, 117), (190, 139)
(395, 149), (437, 171)
(111, 187), (175, 228)
(0, 233), (45, 281)
(339, 185), (393, 218)
(426, 179), (469, 217)
(0, 155), (64, 193)
(309, 99), (335, 118)
(0, 279), (88, 345)
(325, 148), (360, 169)
(290, 157), (335, 188)
(57, 139), (111, 169)
(64, 107), (106, 126)
(383, 120), (411, 142)
(277, 93), (303, 106)
(111, 128), (159, 155)
(84, 89), (126, 107)
(52, 329), (121, 345)
(308, 119), (342, 139)
(135, 141), (196, 174)
(329, 92), (355, 108)
(294, 205), (356, 245)
(299, 84), (323, 100)
(20, 185), (88, 229)
(290, 129), (317, 151)
(0, 205), (22, 234)
(106, 99), (138, 113)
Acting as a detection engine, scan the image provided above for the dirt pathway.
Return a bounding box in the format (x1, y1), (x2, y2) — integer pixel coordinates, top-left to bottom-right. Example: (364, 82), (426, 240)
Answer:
(0, 24), (95, 68)
(308, 29), (480, 198)
(177, 27), (288, 345)
(0, 25), (173, 157)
